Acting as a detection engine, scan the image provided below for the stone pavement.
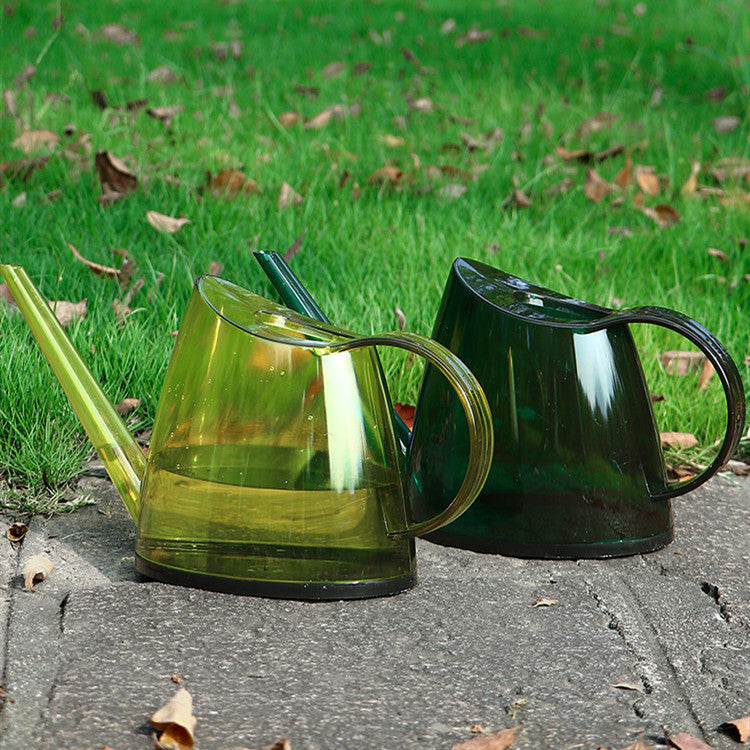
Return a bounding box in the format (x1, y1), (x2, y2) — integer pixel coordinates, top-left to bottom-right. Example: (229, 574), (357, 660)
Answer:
(0, 472), (748, 750)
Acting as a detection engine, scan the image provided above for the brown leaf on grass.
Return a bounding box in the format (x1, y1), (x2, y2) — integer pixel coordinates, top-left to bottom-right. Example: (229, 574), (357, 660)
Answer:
(147, 65), (179, 84)
(394, 403), (415, 430)
(49, 299), (87, 327)
(438, 183), (468, 200)
(406, 95), (434, 113)
(283, 230), (307, 263)
(462, 128), (503, 152)
(546, 177), (574, 195)
(721, 716), (750, 742)
(556, 145), (594, 163)
(502, 187), (531, 209)
(584, 168), (613, 202)
(6, 523), (28, 542)
(577, 111), (617, 139)
(659, 350), (705, 375)
(394, 307), (406, 329)
(698, 359), (716, 390)
(452, 727), (516, 750)
(613, 157), (633, 188)
(305, 103), (360, 129)
(146, 211), (191, 234)
(661, 432), (699, 449)
(94, 151), (137, 198)
(642, 204), (680, 227)
(23, 554), (54, 592)
(14, 63), (37, 86)
(278, 111), (301, 128)
(207, 168), (262, 198)
(665, 731), (715, 750)
(380, 134), (406, 148)
(277, 182), (303, 209)
(706, 247), (729, 262)
(710, 157), (750, 183)
(635, 168), (659, 195)
(12, 130), (60, 154)
(97, 23), (140, 45)
(147, 105), (185, 127)
(712, 116), (740, 134)
(1, 155), (50, 181)
(115, 397), (141, 416)
(367, 166), (404, 185)
(681, 162), (701, 196)
(321, 60), (345, 78)
(68, 243), (120, 281)
(150, 688), (196, 750)
(705, 86), (728, 102)
(456, 28), (491, 46)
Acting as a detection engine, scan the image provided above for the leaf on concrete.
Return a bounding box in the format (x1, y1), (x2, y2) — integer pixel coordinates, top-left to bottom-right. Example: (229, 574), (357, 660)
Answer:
(277, 182), (303, 209)
(584, 168), (613, 202)
(452, 727), (517, 750)
(23, 554), (53, 592)
(665, 731), (715, 750)
(150, 688), (196, 750)
(263, 740), (291, 750)
(610, 681), (643, 691)
(367, 166), (404, 185)
(97, 23), (140, 45)
(620, 738), (654, 750)
(48, 299), (87, 327)
(207, 168), (262, 198)
(532, 597), (557, 607)
(94, 151), (137, 198)
(115, 397), (141, 416)
(6, 523), (28, 542)
(12, 129), (60, 154)
(146, 211), (191, 234)
(659, 350), (705, 375)
(721, 715), (750, 742)
(660, 432), (699, 449)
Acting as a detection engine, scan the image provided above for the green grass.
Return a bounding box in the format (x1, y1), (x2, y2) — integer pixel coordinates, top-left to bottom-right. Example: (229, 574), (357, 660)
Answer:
(1, 0), (749, 510)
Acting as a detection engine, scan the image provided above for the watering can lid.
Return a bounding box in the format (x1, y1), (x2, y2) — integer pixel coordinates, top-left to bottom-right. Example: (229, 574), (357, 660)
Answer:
(453, 258), (611, 326)
(197, 274), (355, 347)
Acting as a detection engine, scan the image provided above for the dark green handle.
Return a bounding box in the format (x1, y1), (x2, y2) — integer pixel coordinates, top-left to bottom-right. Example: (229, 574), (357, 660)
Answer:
(597, 306), (746, 499)
(254, 250), (414, 448)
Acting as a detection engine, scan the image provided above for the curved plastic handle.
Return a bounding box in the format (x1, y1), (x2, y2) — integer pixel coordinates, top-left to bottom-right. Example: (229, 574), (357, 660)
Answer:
(330, 331), (494, 538)
(591, 306), (746, 499)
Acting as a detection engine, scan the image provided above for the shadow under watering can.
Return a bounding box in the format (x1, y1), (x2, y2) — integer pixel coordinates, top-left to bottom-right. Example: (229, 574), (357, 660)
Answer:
(0, 264), (493, 599)
(257, 254), (746, 559)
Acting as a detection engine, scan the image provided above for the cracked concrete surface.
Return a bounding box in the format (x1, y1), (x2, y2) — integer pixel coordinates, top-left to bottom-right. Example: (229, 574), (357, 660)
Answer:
(0, 474), (748, 749)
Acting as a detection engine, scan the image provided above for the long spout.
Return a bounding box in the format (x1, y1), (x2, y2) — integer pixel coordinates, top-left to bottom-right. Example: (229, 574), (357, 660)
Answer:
(253, 250), (413, 448)
(0, 265), (146, 521)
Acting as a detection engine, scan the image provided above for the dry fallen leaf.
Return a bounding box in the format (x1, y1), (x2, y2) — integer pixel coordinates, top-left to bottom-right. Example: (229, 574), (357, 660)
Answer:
(660, 350), (705, 375)
(115, 397), (141, 416)
(635, 169), (659, 195)
(452, 726), (516, 750)
(721, 715), (750, 742)
(394, 306), (406, 329)
(6, 523), (28, 543)
(456, 28), (491, 46)
(642, 204), (680, 227)
(97, 23), (140, 45)
(277, 111), (301, 128)
(367, 166), (404, 185)
(207, 168), (262, 198)
(394, 403), (416, 430)
(23, 554), (54, 592)
(277, 182), (303, 209)
(322, 60), (344, 78)
(1, 155), (50, 182)
(556, 145), (594, 163)
(665, 731), (715, 750)
(283, 230), (307, 263)
(94, 151), (137, 199)
(147, 65), (179, 84)
(150, 688), (196, 750)
(146, 211), (191, 234)
(12, 129), (60, 154)
(661, 432), (699, 449)
(681, 162), (701, 196)
(584, 168), (613, 202)
(68, 243), (120, 281)
(712, 116), (740, 134)
(147, 105), (185, 127)
(614, 157), (633, 188)
(706, 247), (729, 263)
(49, 299), (87, 327)
(263, 740), (291, 750)
(698, 359), (716, 390)
(532, 597), (557, 607)
(611, 681), (643, 691)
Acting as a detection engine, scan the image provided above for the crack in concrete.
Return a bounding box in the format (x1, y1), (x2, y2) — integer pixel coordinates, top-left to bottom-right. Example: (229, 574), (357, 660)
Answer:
(0, 539), (22, 722)
(585, 575), (707, 737)
(700, 582), (731, 623)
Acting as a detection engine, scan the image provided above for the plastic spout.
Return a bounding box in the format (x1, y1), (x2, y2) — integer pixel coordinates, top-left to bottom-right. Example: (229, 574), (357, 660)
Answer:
(253, 251), (413, 448)
(0, 265), (146, 522)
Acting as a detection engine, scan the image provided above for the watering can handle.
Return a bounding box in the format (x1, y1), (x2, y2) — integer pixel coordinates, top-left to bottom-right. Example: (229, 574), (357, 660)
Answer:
(594, 306), (746, 500)
(330, 331), (494, 539)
